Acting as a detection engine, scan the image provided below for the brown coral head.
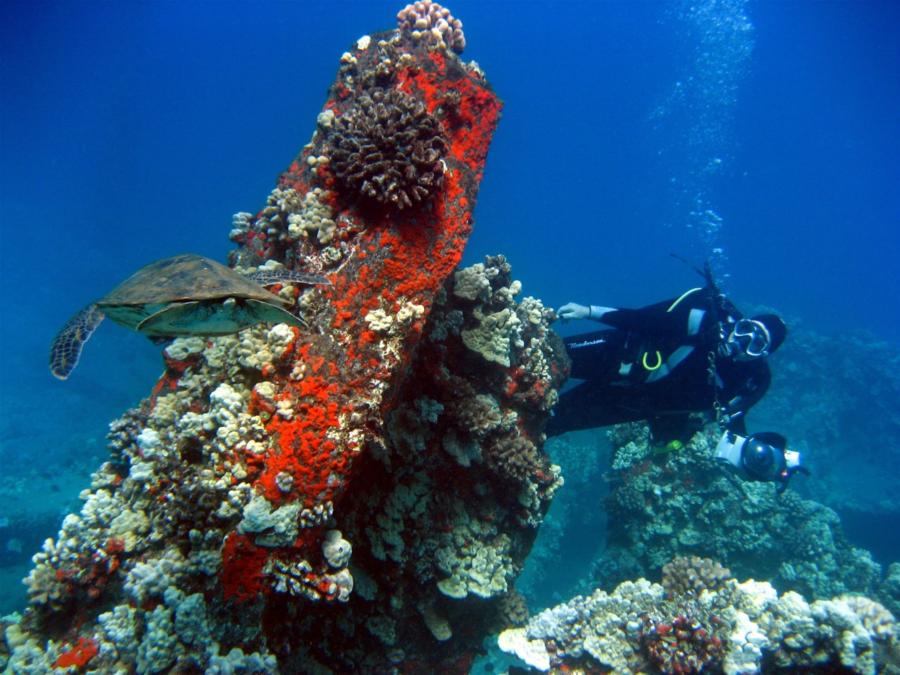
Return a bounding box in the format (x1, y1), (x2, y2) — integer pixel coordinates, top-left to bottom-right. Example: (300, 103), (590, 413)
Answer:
(397, 0), (466, 54)
(328, 88), (447, 211)
(497, 589), (530, 628)
(487, 435), (542, 483)
(661, 555), (732, 599)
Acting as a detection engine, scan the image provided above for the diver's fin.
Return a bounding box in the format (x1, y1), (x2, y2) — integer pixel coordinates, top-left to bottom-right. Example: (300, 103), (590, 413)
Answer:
(50, 303), (106, 380)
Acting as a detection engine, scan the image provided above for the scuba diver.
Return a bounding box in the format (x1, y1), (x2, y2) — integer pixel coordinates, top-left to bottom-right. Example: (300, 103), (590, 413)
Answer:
(547, 263), (806, 491)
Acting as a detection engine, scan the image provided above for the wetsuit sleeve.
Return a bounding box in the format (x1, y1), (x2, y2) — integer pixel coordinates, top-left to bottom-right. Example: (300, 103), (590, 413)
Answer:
(596, 298), (682, 332)
(598, 289), (712, 339)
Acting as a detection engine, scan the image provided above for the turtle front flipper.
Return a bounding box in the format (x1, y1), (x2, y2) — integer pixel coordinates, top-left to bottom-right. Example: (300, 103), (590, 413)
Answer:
(50, 304), (106, 380)
(243, 299), (308, 328)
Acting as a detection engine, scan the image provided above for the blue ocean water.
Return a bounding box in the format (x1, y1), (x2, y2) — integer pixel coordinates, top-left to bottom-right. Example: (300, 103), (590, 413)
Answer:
(1, 0), (898, 617)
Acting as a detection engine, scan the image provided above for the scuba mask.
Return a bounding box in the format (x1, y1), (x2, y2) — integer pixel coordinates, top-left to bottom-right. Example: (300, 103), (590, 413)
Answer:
(725, 319), (771, 360)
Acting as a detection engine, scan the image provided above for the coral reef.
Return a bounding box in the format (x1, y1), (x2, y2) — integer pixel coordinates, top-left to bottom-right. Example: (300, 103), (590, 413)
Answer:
(499, 569), (900, 674)
(228, 18), (497, 273)
(511, 427), (610, 613)
(0, 6), (562, 673)
(590, 423), (884, 603)
(4, 251), (567, 673)
(284, 254), (568, 667)
(882, 563), (900, 620)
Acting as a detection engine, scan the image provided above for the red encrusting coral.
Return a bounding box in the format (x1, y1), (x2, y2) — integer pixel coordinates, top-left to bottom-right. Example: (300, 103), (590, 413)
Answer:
(258, 372), (343, 507)
(53, 637), (98, 669)
(221, 533), (268, 602)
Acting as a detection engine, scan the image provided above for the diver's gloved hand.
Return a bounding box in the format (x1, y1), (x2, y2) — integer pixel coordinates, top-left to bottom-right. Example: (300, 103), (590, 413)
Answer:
(557, 302), (615, 322)
(557, 303), (590, 321)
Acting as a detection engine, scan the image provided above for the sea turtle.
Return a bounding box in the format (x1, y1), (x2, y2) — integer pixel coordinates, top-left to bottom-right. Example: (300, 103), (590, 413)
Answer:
(50, 254), (328, 380)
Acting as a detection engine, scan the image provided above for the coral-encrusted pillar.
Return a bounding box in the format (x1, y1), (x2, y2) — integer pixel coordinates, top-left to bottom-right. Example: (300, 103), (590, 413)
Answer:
(222, 24), (502, 604)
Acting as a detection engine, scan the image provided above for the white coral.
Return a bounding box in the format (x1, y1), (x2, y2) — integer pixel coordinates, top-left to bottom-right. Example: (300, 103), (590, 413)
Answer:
(237, 493), (301, 548)
(323, 530), (353, 569)
(436, 505), (514, 599)
(461, 307), (520, 367)
(364, 308), (394, 334)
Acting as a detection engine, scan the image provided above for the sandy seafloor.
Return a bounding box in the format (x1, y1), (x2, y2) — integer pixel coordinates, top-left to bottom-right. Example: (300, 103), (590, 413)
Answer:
(0, 0), (898, 655)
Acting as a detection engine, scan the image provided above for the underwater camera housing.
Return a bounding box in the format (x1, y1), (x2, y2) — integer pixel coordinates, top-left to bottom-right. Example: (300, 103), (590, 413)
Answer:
(715, 430), (805, 492)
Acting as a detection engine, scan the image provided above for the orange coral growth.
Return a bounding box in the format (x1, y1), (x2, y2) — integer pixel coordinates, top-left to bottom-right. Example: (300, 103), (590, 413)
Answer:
(397, 50), (503, 168)
(254, 339), (345, 507)
(221, 533), (268, 602)
(53, 637), (98, 669)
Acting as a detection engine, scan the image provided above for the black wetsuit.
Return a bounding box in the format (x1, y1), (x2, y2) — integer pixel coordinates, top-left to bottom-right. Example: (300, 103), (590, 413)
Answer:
(547, 287), (771, 441)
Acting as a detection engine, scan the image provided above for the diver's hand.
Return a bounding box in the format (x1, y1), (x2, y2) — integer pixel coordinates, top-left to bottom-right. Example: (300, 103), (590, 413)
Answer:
(557, 302), (591, 322)
(557, 303), (615, 322)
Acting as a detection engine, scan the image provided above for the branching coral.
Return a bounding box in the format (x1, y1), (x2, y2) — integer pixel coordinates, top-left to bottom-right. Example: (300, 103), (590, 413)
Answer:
(435, 511), (514, 599)
(498, 589), (531, 628)
(487, 435), (541, 483)
(328, 87), (447, 210)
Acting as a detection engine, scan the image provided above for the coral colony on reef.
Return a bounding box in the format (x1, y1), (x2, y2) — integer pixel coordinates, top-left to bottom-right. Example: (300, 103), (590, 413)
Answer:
(499, 557), (899, 674)
(2, 3), (898, 674)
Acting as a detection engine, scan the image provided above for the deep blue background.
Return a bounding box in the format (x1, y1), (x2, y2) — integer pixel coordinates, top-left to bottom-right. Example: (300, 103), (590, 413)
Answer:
(0, 0), (898, 601)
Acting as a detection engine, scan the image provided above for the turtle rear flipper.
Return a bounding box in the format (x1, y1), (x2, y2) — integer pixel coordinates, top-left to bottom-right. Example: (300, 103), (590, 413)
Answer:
(50, 304), (106, 380)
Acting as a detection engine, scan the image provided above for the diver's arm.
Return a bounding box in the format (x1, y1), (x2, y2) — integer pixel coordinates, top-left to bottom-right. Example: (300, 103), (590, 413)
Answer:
(720, 365), (771, 429)
(558, 289), (710, 334)
(599, 294), (704, 334)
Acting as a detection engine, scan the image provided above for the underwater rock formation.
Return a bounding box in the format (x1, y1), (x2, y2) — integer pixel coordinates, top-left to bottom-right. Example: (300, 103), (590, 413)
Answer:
(590, 423), (884, 603)
(0, 7), (573, 673)
(499, 561), (900, 674)
(755, 326), (900, 520)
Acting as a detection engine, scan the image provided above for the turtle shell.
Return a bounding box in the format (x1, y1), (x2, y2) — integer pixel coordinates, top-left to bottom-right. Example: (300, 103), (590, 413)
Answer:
(98, 254), (289, 308)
